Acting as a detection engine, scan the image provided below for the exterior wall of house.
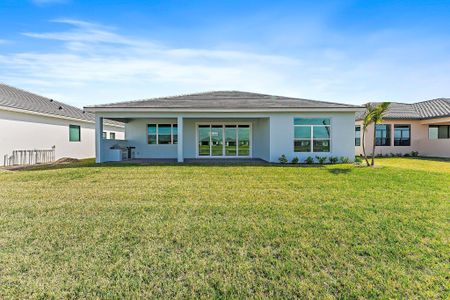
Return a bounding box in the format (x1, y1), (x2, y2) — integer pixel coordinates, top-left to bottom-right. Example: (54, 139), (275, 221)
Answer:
(96, 111), (356, 163)
(355, 118), (450, 158)
(269, 112), (355, 162)
(125, 118), (178, 159)
(0, 109), (124, 165)
(123, 117), (271, 160)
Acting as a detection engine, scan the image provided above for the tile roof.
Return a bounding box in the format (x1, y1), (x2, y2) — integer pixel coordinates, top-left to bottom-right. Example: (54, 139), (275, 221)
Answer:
(356, 98), (450, 120)
(86, 91), (361, 110)
(0, 83), (122, 126)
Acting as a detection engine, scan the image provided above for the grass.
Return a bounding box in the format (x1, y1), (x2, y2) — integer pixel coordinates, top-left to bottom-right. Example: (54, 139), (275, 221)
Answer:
(0, 158), (449, 298)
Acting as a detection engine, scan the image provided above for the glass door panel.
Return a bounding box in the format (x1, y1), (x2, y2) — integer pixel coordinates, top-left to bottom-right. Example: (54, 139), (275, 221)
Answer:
(225, 125), (237, 156)
(211, 125), (224, 156)
(198, 125), (210, 156)
(238, 125), (250, 156)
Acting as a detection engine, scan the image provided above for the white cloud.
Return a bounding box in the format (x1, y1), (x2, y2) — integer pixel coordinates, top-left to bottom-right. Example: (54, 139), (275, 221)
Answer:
(1, 19), (305, 106)
(1, 19), (450, 107)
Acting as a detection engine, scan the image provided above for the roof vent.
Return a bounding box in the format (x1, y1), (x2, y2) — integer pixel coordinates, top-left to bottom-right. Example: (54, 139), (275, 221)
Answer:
(58, 106), (63, 110)
(49, 99), (54, 102)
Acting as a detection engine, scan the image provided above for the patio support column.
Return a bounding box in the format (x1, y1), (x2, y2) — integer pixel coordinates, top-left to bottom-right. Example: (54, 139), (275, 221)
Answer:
(95, 115), (104, 163)
(177, 116), (184, 162)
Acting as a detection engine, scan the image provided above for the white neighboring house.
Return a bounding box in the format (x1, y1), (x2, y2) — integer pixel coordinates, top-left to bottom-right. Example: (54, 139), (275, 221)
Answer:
(0, 84), (124, 165)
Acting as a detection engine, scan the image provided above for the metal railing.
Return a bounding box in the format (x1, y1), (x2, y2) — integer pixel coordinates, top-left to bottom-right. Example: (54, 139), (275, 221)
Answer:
(3, 146), (56, 167)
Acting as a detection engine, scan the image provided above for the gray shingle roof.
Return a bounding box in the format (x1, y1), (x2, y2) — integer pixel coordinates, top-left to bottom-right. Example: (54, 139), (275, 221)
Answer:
(412, 98), (450, 119)
(86, 91), (361, 110)
(356, 98), (450, 120)
(0, 83), (122, 126)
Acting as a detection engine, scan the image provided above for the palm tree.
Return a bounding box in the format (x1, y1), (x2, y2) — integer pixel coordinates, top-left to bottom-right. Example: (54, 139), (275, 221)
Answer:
(361, 102), (391, 166)
(361, 103), (375, 166)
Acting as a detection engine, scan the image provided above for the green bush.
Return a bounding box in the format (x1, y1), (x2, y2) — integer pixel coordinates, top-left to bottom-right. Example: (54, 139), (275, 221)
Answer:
(340, 156), (350, 163)
(411, 151), (419, 157)
(354, 156), (362, 163)
(291, 157), (299, 164)
(305, 156), (314, 164)
(278, 154), (288, 164)
(315, 156), (327, 164)
(329, 156), (338, 164)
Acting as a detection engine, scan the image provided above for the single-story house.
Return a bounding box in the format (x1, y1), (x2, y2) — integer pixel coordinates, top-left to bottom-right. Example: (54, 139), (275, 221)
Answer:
(355, 99), (450, 158)
(85, 91), (364, 163)
(0, 84), (125, 166)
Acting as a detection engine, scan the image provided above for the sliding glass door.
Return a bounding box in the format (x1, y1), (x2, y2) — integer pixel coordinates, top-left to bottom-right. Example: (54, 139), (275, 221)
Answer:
(198, 125), (211, 156)
(197, 124), (251, 157)
(211, 125), (224, 156)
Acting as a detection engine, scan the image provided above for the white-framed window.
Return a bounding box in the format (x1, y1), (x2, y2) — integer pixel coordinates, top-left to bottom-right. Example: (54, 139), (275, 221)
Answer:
(110, 132), (116, 140)
(69, 125), (81, 142)
(294, 118), (331, 152)
(147, 124), (178, 144)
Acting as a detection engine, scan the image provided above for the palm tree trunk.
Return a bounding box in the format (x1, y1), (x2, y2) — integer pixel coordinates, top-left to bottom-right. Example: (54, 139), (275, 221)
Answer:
(371, 125), (376, 166)
(362, 126), (370, 166)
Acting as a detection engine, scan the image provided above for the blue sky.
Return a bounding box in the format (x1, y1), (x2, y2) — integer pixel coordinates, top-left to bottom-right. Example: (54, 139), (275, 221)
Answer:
(1, 0), (450, 107)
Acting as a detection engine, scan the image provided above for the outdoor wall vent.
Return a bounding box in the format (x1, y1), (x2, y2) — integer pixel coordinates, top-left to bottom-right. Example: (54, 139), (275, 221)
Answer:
(58, 106), (63, 110)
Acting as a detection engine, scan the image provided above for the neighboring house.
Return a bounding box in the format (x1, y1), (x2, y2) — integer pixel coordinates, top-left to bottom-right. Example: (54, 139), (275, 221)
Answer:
(355, 99), (450, 158)
(85, 91), (364, 163)
(0, 84), (125, 165)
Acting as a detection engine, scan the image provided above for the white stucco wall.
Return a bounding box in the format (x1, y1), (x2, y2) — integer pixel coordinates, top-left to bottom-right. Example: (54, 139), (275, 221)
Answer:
(95, 111), (356, 163)
(269, 112), (356, 162)
(0, 109), (124, 165)
(125, 118), (178, 159)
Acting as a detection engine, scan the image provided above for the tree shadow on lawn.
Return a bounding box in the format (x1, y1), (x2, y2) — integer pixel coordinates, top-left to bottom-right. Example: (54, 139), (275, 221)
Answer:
(327, 168), (353, 175)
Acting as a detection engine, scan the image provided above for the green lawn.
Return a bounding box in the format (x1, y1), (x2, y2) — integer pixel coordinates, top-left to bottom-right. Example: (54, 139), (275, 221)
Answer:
(0, 158), (449, 298)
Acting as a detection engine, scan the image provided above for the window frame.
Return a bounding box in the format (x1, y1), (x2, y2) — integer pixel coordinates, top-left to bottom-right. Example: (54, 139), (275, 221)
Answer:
(147, 123), (178, 145)
(429, 125), (450, 140)
(102, 132), (107, 139)
(375, 124), (391, 146)
(109, 132), (116, 140)
(394, 124), (411, 146)
(293, 118), (331, 153)
(355, 125), (361, 146)
(69, 124), (81, 142)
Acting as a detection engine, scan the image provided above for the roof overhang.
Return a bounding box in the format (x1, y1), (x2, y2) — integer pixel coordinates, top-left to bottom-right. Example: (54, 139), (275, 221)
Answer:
(0, 105), (125, 128)
(84, 107), (365, 113)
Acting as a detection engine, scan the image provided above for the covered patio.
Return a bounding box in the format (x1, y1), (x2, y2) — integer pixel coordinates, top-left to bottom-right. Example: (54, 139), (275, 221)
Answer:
(95, 115), (271, 163)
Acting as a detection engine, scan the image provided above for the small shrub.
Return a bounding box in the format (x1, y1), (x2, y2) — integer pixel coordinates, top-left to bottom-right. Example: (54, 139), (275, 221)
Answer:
(389, 153), (395, 157)
(411, 151), (419, 157)
(403, 153), (410, 157)
(354, 156), (362, 163)
(329, 156), (338, 164)
(315, 156), (327, 164)
(305, 156), (314, 164)
(291, 157), (299, 164)
(396, 153), (402, 157)
(340, 156), (350, 164)
(278, 154), (288, 164)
